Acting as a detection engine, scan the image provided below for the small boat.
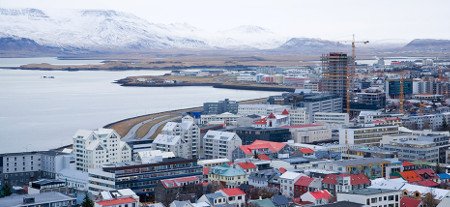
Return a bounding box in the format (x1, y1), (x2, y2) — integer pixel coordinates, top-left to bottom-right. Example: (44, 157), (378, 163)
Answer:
(42, 75), (55, 79)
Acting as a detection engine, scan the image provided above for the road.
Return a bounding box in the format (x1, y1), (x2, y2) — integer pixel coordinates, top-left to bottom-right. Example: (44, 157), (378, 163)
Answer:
(121, 115), (169, 141)
(140, 116), (181, 140)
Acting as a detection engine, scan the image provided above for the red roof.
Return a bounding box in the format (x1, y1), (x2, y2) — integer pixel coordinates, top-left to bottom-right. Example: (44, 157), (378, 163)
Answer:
(415, 168), (438, 179)
(400, 197), (421, 207)
(322, 174), (370, 185)
(279, 167), (287, 174)
(400, 171), (422, 183)
(414, 180), (439, 187)
(96, 197), (137, 206)
(268, 113), (276, 119)
(309, 190), (332, 200)
(237, 162), (256, 170)
(402, 161), (415, 167)
(253, 118), (267, 125)
(257, 154), (270, 160)
(294, 176), (314, 187)
(239, 140), (286, 155)
(203, 167), (209, 175)
(299, 147), (314, 154)
(161, 176), (200, 188)
(281, 109), (289, 115)
(221, 188), (245, 197)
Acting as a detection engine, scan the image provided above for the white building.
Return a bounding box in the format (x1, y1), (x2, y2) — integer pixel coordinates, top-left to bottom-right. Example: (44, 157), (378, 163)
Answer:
(339, 125), (399, 146)
(200, 112), (241, 126)
(236, 73), (257, 82)
(238, 104), (289, 116)
(314, 112), (349, 126)
(289, 107), (308, 125)
(203, 130), (242, 160)
(95, 189), (140, 207)
(337, 188), (401, 207)
(282, 123), (332, 143)
(153, 116), (200, 159)
(279, 171), (304, 197)
(73, 128), (132, 172)
(252, 112), (290, 128)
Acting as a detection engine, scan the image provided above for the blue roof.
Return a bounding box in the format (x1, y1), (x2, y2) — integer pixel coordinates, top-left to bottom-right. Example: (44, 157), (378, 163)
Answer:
(210, 165), (246, 177)
(438, 173), (450, 179)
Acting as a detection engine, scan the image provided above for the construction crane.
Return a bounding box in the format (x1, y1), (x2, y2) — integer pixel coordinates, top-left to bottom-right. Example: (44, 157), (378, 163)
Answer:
(339, 35), (369, 114)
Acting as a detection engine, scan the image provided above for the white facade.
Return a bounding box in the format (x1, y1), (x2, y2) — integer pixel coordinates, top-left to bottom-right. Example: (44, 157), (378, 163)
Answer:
(337, 189), (401, 207)
(73, 128), (132, 172)
(202, 130), (242, 160)
(153, 116), (200, 159)
(279, 171), (304, 198)
(339, 125), (399, 145)
(200, 112), (241, 126)
(314, 112), (349, 126)
(238, 104), (288, 116)
(289, 107), (308, 125)
(286, 124), (332, 143)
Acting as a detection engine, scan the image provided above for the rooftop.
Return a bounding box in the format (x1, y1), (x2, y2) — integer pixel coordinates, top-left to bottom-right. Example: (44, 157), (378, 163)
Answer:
(0, 192), (75, 206)
(341, 188), (399, 195)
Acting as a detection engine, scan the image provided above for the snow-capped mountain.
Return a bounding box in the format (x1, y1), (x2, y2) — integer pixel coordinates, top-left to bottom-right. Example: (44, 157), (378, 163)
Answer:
(0, 8), (288, 51)
(0, 8), (208, 50)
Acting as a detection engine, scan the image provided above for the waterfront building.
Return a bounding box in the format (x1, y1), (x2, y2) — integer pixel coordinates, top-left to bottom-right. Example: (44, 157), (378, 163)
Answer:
(153, 116), (200, 159)
(0, 192), (76, 207)
(0, 150), (72, 187)
(203, 99), (239, 115)
(238, 104), (289, 116)
(200, 112), (241, 126)
(339, 125), (399, 145)
(87, 156), (202, 201)
(282, 123), (332, 144)
(337, 188), (401, 207)
(73, 128), (132, 172)
(202, 130), (242, 160)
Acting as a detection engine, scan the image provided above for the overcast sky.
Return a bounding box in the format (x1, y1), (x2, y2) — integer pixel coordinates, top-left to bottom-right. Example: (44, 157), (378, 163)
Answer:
(1, 0), (450, 41)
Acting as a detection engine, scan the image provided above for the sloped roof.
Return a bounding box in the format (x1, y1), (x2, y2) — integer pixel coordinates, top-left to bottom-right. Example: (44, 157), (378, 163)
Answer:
(239, 140), (286, 155)
(294, 176), (314, 187)
(400, 171), (422, 183)
(268, 113), (276, 119)
(414, 180), (439, 187)
(400, 197), (421, 207)
(281, 109), (289, 115)
(210, 165), (246, 177)
(299, 148), (314, 154)
(220, 188), (245, 197)
(402, 161), (415, 167)
(322, 174), (370, 185)
(97, 197), (136, 206)
(236, 162), (256, 170)
(258, 154), (270, 161)
(309, 190), (332, 200)
(438, 173), (450, 180)
(415, 168), (438, 179)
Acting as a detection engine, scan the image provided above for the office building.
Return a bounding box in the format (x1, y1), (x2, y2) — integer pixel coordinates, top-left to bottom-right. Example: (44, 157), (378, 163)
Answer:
(337, 188), (401, 207)
(203, 99), (238, 115)
(339, 125), (399, 145)
(320, 52), (352, 102)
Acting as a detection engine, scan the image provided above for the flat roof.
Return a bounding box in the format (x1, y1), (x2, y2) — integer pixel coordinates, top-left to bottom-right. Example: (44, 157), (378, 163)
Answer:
(0, 192), (75, 206)
(340, 188), (399, 195)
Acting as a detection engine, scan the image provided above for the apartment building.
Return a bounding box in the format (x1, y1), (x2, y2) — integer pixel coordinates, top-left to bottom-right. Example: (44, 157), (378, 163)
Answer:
(289, 107), (308, 125)
(279, 171), (304, 198)
(203, 99), (238, 115)
(73, 128), (131, 172)
(153, 116), (200, 159)
(0, 150), (72, 187)
(339, 125), (399, 146)
(203, 130), (242, 160)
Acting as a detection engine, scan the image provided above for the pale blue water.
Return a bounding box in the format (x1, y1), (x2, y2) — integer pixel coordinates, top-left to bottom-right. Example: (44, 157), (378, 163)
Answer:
(0, 69), (280, 153)
(0, 57), (104, 67)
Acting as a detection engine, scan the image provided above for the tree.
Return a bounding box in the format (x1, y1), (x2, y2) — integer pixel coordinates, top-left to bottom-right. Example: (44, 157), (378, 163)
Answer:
(435, 159), (442, 174)
(0, 183), (12, 197)
(422, 192), (439, 207)
(81, 192), (94, 207)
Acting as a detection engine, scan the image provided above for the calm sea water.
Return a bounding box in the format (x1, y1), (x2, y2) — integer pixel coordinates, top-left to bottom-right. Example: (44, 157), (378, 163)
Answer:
(0, 69), (280, 153)
(0, 57), (105, 67)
